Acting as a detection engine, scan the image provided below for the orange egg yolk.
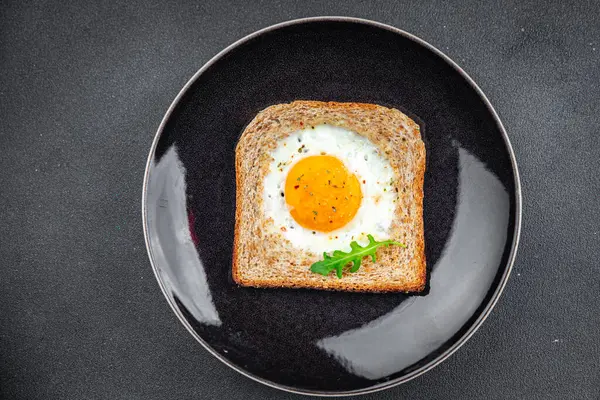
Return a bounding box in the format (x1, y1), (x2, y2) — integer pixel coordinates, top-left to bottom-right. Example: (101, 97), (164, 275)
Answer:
(285, 155), (362, 232)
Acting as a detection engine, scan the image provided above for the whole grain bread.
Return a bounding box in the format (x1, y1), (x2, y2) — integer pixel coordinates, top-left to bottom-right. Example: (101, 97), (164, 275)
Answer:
(233, 101), (426, 292)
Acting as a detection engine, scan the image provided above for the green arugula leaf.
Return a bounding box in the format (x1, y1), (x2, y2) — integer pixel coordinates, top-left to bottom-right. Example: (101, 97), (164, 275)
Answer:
(310, 234), (405, 278)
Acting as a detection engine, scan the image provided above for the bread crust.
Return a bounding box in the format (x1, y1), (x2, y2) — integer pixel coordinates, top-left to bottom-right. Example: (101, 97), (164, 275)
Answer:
(233, 101), (426, 292)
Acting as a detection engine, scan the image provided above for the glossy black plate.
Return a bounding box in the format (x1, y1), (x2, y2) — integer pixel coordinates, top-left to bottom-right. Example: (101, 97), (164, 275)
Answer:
(142, 17), (521, 396)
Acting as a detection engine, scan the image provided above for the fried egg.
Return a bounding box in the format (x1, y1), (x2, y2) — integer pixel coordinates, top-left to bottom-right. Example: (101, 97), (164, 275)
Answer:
(263, 124), (398, 253)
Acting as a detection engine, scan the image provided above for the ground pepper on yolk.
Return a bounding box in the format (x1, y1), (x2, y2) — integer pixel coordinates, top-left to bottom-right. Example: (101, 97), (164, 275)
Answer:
(284, 155), (362, 232)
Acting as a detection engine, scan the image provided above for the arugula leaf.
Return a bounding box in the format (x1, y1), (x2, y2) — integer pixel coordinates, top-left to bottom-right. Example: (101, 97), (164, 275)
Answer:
(310, 234), (405, 278)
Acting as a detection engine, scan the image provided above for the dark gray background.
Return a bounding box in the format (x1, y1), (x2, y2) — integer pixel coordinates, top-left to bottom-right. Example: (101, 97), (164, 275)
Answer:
(1, 0), (599, 399)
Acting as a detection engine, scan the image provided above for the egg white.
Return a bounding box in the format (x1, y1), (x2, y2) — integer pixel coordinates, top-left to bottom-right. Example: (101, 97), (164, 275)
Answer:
(263, 124), (398, 254)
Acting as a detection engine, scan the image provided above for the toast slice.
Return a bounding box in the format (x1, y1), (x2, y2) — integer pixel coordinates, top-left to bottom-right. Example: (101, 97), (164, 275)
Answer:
(233, 101), (426, 292)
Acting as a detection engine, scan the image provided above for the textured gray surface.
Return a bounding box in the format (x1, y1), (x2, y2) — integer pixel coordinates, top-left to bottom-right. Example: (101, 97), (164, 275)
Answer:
(0, 0), (599, 399)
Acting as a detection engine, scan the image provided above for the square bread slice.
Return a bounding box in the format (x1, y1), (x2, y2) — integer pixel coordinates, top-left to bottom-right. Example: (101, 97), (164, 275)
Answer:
(233, 101), (426, 292)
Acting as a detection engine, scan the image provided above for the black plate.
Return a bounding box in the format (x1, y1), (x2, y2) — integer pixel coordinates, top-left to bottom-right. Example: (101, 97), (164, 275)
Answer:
(142, 17), (521, 396)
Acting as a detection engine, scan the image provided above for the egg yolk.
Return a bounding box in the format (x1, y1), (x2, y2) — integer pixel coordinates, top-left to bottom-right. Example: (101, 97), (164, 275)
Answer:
(285, 155), (362, 232)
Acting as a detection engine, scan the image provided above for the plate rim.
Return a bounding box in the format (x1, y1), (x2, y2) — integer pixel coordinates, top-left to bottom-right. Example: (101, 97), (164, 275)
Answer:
(141, 16), (523, 397)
